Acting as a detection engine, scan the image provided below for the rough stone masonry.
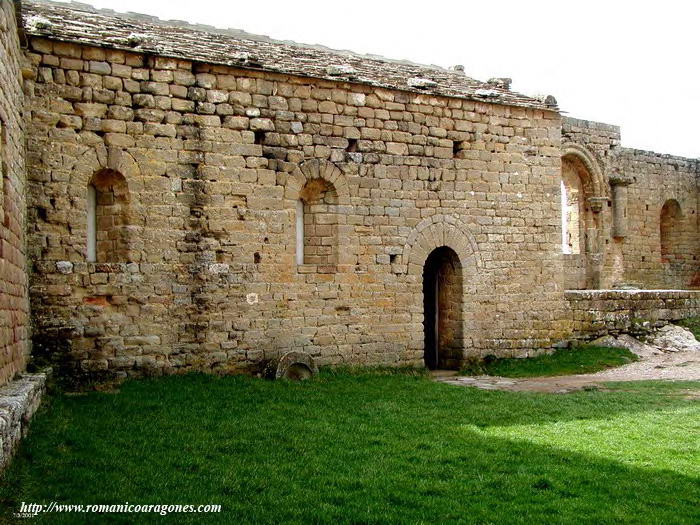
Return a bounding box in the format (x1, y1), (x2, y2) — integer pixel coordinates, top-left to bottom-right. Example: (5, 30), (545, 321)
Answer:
(0, 0), (699, 389)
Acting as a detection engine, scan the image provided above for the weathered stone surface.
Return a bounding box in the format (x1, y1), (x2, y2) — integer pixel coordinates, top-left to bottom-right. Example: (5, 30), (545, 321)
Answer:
(55, 261), (74, 274)
(265, 351), (318, 380)
(650, 325), (700, 353)
(562, 117), (700, 291)
(0, 373), (46, 469)
(590, 334), (660, 358)
(566, 290), (700, 340)
(0, 0), (29, 387)
(23, 1), (548, 109)
(0, 0), (696, 387)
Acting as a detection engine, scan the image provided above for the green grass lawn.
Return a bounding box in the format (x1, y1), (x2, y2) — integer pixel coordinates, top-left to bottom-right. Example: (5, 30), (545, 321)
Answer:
(461, 345), (638, 378)
(0, 372), (698, 524)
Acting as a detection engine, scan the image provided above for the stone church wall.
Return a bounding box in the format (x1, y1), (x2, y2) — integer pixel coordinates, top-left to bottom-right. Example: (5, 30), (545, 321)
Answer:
(23, 36), (572, 378)
(0, 0), (29, 386)
(614, 149), (700, 288)
(562, 117), (700, 291)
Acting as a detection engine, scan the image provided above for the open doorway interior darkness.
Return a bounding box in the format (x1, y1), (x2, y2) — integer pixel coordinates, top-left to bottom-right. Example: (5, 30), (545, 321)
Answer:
(423, 246), (463, 370)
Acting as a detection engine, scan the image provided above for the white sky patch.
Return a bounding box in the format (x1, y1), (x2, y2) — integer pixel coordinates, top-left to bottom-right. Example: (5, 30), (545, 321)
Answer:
(70, 0), (698, 158)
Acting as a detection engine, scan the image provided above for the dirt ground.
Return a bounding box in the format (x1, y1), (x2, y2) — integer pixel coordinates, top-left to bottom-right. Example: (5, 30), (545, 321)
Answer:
(433, 350), (700, 393)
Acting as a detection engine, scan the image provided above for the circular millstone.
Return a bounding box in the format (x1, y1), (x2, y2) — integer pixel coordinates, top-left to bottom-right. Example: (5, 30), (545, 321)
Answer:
(273, 351), (318, 381)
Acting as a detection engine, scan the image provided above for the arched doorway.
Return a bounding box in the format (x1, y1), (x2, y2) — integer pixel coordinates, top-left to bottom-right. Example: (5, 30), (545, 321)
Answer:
(560, 152), (604, 289)
(423, 246), (463, 370)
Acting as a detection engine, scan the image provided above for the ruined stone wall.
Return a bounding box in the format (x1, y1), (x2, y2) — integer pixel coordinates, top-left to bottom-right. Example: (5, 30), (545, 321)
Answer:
(562, 117), (700, 290)
(615, 149), (700, 288)
(566, 290), (700, 339)
(24, 37), (568, 378)
(0, 1), (29, 386)
(561, 118), (619, 289)
(561, 117), (620, 160)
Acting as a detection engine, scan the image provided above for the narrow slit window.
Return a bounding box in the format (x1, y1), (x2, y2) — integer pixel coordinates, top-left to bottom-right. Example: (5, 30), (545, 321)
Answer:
(296, 199), (304, 265)
(560, 158), (584, 255)
(1, 121), (8, 230)
(560, 179), (568, 254)
(87, 184), (97, 262)
(298, 178), (339, 266)
(87, 169), (130, 263)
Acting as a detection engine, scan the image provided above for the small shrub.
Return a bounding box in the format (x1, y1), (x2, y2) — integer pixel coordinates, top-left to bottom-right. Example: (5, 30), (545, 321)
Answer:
(459, 356), (487, 376)
(677, 317), (700, 339)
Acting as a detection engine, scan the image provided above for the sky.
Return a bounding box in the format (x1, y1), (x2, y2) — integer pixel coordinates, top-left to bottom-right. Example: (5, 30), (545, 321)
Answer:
(63, 0), (698, 158)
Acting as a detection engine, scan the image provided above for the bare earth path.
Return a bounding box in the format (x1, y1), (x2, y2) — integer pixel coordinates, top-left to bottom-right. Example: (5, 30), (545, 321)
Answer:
(434, 351), (700, 393)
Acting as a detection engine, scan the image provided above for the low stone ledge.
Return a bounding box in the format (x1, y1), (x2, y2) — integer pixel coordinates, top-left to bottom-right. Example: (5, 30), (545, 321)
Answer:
(565, 289), (700, 301)
(564, 289), (700, 340)
(0, 373), (47, 469)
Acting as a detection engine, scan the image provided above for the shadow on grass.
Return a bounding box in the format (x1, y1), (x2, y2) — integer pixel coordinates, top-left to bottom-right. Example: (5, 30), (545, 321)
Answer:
(459, 345), (638, 378)
(0, 373), (698, 524)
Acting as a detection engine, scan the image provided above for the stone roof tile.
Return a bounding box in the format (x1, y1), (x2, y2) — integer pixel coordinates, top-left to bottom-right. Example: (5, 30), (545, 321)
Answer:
(22, 0), (557, 111)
